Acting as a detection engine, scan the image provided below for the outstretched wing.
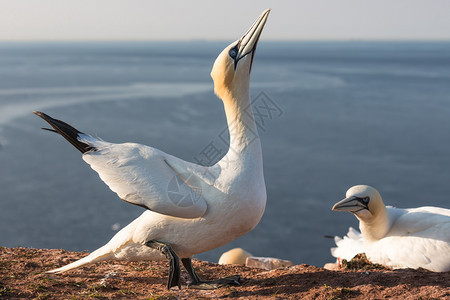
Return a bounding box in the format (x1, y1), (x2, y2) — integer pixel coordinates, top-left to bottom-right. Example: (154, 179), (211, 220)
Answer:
(82, 138), (208, 218)
(34, 111), (208, 219)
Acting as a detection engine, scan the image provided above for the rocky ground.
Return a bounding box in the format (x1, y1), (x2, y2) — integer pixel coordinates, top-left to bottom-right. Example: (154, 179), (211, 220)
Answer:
(1, 247), (449, 299)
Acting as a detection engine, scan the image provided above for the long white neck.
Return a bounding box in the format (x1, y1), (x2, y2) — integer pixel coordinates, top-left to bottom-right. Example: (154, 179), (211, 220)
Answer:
(221, 87), (262, 166)
(359, 205), (390, 241)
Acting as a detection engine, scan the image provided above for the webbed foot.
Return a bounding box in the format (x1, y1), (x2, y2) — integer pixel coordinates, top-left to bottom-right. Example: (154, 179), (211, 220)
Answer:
(187, 275), (241, 290)
(181, 257), (241, 290)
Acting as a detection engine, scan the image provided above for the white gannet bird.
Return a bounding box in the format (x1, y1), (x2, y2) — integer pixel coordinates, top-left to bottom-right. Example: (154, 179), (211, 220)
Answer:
(332, 185), (450, 272)
(33, 9), (270, 290)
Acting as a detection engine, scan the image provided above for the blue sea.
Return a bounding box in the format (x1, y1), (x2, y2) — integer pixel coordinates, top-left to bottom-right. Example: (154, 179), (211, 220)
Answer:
(1, 41), (450, 268)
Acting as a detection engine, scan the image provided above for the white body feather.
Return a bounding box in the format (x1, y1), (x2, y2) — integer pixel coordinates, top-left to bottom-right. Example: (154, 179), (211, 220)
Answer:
(364, 206), (450, 272)
(333, 186), (450, 272)
(331, 227), (364, 261)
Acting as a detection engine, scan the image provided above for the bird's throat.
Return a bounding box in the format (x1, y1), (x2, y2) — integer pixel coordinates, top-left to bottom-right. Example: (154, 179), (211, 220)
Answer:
(222, 93), (260, 155)
(359, 207), (390, 241)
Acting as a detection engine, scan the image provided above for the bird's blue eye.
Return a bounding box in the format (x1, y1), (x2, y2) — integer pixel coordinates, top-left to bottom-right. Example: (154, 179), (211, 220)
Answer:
(229, 48), (238, 58)
(362, 197), (370, 204)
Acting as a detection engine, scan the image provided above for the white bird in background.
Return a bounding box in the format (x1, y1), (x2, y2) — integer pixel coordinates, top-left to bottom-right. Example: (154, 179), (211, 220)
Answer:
(332, 185), (450, 272)
(34, 9), (270, 290)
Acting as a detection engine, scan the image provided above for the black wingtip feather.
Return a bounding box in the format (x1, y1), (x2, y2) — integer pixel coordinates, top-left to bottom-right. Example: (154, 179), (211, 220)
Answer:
(41, 128), (58, 133)
(33, 111), (95, 153)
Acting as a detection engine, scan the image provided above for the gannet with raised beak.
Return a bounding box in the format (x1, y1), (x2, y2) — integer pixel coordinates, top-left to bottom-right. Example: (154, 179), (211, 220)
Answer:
(332, 185), (450, 272)
(34, 9), (270, 289)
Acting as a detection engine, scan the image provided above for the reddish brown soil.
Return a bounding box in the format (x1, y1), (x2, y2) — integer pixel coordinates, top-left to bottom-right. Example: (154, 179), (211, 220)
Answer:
(1, 247), (449, 299)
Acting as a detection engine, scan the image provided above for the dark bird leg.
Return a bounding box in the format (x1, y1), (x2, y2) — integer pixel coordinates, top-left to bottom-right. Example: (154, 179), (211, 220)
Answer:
(181, 257), (240, 290)
(33, 111), (95, 153)
(145, 241), (181, 290)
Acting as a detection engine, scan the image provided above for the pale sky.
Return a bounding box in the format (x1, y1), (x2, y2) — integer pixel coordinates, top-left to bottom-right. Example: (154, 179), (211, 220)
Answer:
(1, 0), (450, 41)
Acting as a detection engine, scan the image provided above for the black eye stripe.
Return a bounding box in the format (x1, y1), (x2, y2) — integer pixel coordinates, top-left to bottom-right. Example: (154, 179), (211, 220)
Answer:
(357, 197), (370, 205)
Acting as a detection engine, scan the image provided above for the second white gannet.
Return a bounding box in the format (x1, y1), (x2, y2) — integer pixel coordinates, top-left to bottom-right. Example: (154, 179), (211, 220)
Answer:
(332, 185), (450, 272)
(33, 9), (270, 289)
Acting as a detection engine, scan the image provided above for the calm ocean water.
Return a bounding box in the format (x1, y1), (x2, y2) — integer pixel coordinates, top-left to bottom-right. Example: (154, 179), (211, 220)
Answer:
(1, 41), (450, 267)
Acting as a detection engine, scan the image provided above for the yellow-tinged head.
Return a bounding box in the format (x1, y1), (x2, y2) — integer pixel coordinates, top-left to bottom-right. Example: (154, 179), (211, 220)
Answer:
(332, 185), (386, 222)
(211, 9), (270, 101)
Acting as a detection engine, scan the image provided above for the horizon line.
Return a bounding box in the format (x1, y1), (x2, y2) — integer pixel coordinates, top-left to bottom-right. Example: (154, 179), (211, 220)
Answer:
(1, 38), (450, 43)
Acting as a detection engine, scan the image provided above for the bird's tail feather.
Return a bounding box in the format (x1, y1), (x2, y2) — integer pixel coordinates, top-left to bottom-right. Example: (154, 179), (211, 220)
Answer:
(47, 248), (114, 274)
(33, 111), (95, 153)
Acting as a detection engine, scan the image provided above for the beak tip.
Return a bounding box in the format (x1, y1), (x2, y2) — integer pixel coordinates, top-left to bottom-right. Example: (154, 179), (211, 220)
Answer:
(262, 9), (271, 19)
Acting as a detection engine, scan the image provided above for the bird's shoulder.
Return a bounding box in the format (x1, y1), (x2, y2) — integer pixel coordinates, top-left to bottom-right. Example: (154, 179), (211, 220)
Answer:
(387, 206), (450, 239)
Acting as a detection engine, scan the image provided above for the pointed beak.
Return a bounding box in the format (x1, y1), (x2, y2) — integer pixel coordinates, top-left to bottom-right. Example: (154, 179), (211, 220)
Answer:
(332, 196), (369, 213)
(236, 9), (270, 71)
